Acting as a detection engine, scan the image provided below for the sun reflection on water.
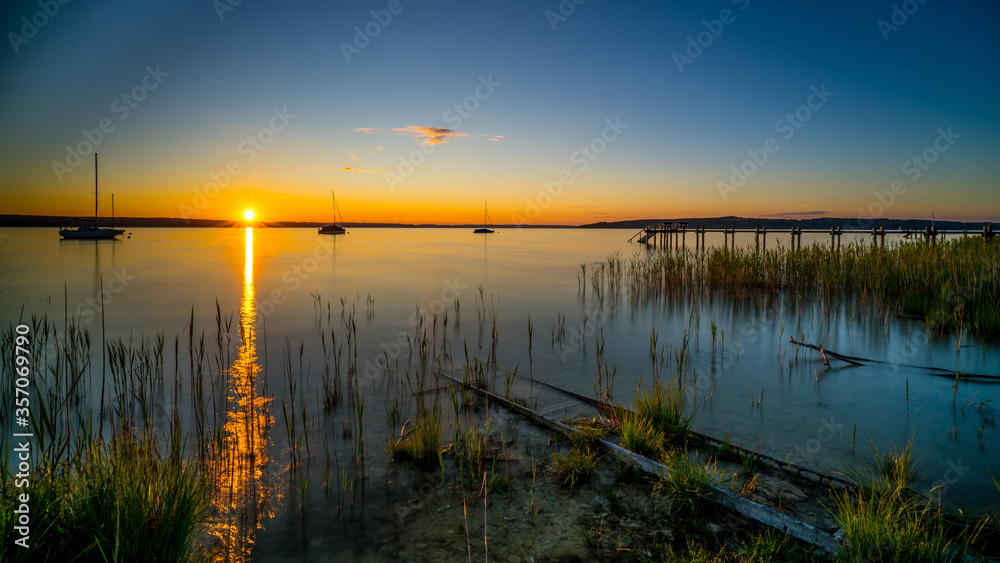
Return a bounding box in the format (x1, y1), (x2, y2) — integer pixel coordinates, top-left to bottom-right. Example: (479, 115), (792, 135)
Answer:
(210, 227), (279, 561)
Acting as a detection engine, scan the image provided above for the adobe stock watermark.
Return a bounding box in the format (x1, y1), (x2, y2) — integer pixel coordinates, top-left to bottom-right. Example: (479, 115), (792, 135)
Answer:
(510, 117), (628, 230)
(178, 107), (296, 220)
(544, 0), (586, 31)
(34, 269), (138, 361)
(255, 235), (342, 321)
(385, 75), (500, 191)
(672, 0), (749, 73)
(929, 458), (971, 499)
(340, 0), (410, 63)
(213, 0), (244, 22)
(877, 0), (929, 41)
(716, 84), (833, 201)
(784, 417), (844, 466)
(854, 127), (959, 225)
(360, 278), (467, 381)
(51, 65), (169, 181)
(7, 0), (70, 54)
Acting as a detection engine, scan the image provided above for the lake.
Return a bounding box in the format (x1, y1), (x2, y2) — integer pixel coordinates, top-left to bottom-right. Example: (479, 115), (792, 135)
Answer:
(2, 227), (998, 560)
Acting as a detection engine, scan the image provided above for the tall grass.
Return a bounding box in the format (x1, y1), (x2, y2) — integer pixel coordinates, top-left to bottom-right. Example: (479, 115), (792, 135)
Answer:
(1, 431), (213, 562)
(622, 237), (1000, 335)
(833, 488), (978, 563)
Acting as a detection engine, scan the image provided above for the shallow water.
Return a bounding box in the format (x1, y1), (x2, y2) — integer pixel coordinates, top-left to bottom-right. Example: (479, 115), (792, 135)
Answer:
(2, 227), (998, 559)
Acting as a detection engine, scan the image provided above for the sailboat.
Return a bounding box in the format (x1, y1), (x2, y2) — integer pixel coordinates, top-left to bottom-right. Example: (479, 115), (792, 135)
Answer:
(318, 191), (347, 235)
(473, 202), (495, 234)
(59, 153), (125, 240)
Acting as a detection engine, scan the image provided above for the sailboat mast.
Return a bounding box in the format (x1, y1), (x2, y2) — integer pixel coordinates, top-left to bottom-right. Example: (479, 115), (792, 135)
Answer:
(111, 194), (115, 227)
(94, 153), (99, 226)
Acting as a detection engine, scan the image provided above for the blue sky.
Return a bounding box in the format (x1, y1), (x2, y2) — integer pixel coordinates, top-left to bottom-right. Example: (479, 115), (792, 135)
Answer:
(1, 0), (998, 223)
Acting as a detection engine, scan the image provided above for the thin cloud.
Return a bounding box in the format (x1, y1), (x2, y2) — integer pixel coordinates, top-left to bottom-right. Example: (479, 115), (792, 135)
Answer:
(354, 128), (383, 134)
(393, 125), (467, 145)
(375, 146), (385, 151)
(341, 167), (387, 173)
(347, 149), (358, 161)
(481, 134), (504, 142)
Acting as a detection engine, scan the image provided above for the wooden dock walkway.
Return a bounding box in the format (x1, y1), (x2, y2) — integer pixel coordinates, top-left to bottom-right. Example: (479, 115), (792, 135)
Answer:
(629, 222), (995, 250)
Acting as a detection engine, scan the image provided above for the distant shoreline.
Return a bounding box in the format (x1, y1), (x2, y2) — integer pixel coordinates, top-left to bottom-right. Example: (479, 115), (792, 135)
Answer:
(1, 214), (997, 230)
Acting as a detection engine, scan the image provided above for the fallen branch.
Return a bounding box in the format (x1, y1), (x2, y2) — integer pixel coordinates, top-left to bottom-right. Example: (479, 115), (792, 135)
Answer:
(790, 338), (1000, 381)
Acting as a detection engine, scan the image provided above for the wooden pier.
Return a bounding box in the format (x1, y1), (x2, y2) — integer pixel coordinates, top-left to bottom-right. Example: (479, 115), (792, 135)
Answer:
(628, 223), (995, 250)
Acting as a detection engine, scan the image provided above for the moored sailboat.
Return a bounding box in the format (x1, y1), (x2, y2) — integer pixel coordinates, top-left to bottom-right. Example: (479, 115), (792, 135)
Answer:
(318, 191), (347, 235)
(473, 202), (495, 234)
(59, 153), (125, 239)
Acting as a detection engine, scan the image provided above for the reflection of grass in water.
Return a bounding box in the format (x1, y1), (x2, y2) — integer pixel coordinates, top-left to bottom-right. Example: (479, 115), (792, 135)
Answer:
(622, 237), (1000, 336)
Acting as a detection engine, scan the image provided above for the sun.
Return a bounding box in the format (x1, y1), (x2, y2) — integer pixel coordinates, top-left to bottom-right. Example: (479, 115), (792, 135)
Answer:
(242, 210), (256, 221)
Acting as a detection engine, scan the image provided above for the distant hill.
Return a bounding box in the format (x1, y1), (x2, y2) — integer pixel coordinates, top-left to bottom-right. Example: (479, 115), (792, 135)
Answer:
(578, 216), (1000, 231)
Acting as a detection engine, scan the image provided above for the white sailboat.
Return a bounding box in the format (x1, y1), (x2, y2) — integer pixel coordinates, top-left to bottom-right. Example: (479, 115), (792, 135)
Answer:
(59, 153), (125, 240)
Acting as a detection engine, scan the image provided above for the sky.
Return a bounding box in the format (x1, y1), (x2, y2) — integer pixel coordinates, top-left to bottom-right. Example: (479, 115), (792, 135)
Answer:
(1, 0), (998, 225)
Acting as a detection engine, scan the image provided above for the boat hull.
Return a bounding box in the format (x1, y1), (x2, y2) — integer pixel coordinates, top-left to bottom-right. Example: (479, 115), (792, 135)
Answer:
(59, 227), (125, 239)
(473, 228), (494, 234)
(318, 225), (346, 235)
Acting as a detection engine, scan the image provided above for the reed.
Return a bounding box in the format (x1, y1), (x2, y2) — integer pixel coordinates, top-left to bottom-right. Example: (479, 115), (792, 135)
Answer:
(621, 237), (1000, 335)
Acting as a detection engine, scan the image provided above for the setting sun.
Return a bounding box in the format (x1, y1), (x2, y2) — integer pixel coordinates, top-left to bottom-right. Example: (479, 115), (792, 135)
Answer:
(242, 210), (256, 221)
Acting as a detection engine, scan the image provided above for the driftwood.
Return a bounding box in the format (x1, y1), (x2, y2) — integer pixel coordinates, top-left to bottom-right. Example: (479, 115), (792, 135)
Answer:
(438, 371), (843, 556)
(790, 337), (1000, 381)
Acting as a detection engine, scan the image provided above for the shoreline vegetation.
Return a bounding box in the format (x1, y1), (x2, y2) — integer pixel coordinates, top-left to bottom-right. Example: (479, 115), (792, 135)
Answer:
(2, 237), (998, 561)
(623, 237), (1000, 337)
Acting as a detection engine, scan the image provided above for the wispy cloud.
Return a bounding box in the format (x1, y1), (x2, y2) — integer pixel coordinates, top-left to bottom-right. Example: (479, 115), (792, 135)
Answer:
(481, 134), (504, 142)
(393, 125), (467, 145)
(347, 149), (358, 161)
(375, 146), (384, 151)
(341, 167), (387, 173)
(354, 128), (383, 134)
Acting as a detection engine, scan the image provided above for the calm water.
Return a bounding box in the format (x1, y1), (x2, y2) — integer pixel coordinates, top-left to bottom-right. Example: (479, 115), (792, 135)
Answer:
(2, 227), (998, 558)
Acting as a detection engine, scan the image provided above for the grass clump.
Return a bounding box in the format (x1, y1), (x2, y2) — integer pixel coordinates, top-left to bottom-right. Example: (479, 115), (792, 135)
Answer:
(389, 405), (442, 468)
(656, 451), (721, 517)
(617, 411), (664, 459)
(1, 432), (213, 563)
(841, 440), (918, 497)
(833, 488), (978, 563)
(633, 377), (690, 442)
(552, 444), (598, 488)
(612, 376), (691, 460)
